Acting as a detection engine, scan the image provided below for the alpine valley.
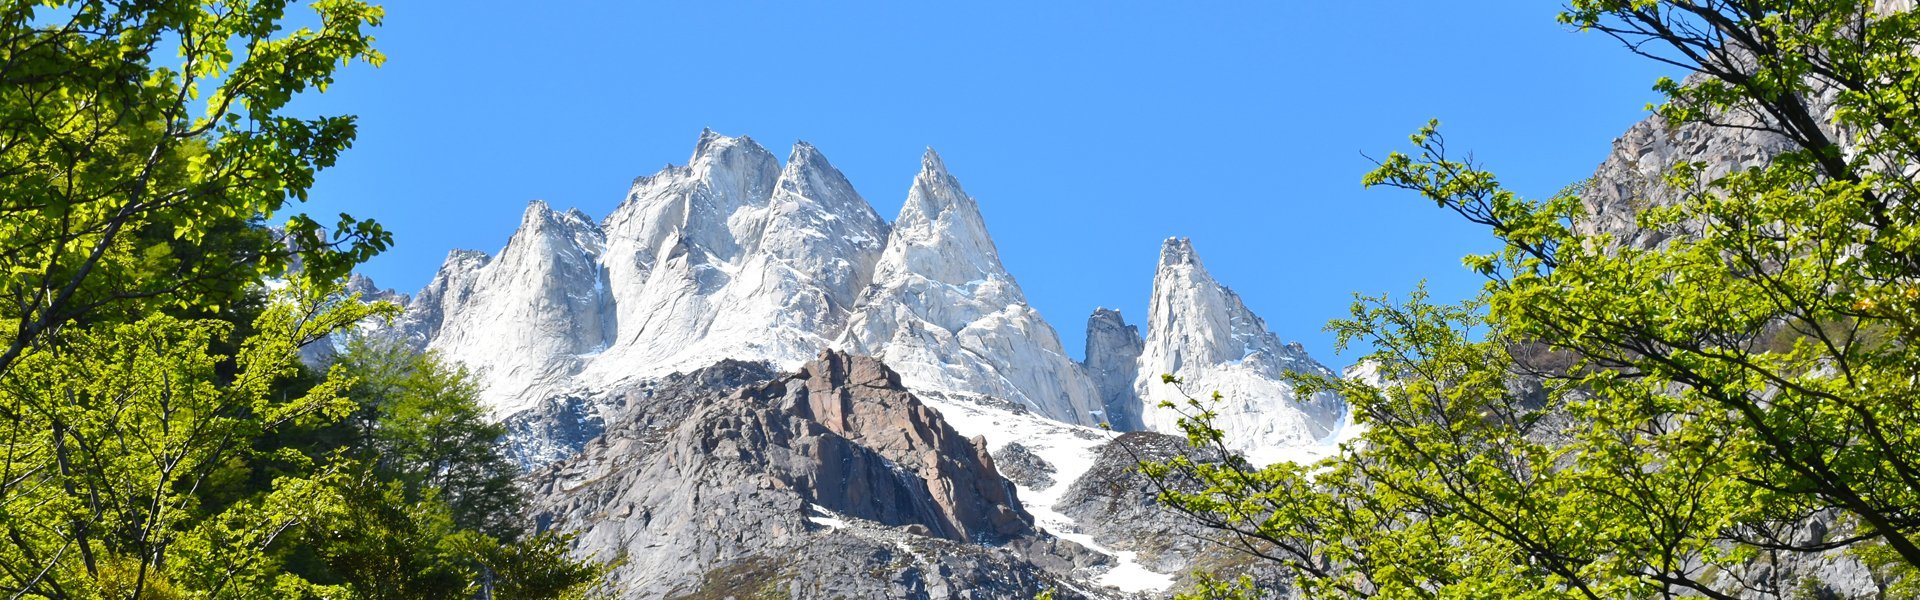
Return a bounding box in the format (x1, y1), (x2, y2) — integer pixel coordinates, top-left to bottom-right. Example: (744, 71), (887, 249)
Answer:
(344, 129), (1356, 598)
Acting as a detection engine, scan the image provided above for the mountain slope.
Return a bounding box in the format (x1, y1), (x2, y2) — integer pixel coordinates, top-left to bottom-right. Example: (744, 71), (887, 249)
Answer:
(839, 150), (1107, 427)
(1133, 238), (1347, 464)
(405, 202), (610, 416)
(526, 352), (1113, 598)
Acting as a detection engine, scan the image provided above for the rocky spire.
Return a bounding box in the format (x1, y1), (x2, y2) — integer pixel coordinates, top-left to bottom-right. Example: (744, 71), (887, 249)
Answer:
(409, 200), (611, 416)
(1134, 238), (1345, 463)
(676, 140), (892, 373)
(881, 148), (1013, 290)
(840, 149), (1105, 426)
(601, 129), (781, 277)
(1083, 308), (1145, 431)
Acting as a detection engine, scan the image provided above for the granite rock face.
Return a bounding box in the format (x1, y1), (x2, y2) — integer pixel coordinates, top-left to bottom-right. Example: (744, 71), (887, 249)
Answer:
(1082, 308), (1145, 432)
(1133, 238), (1347, 464)
(502, 359), (778, 470)
(402, 202), (611, 416)
(839, 150), (1107, 427)
(991, 442), (1057, 491)
(1054, 432), (1289, 593)
(583, 133), (890, 389)
(389, 131), (1107, 432)
(1578, 105), (1799, 249)
(527, 351), (1114, 598)
(1055, 432), (1220, 573)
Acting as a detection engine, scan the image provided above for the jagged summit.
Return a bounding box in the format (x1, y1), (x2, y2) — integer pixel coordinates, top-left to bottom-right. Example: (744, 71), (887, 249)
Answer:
(1158, 237), (1199, 268)
(839, 149), (1105, 426)
(788, 139), (827, 164)
(443, 248), (490, 265)
(389, 130), (1112, 429)
(1134, 237), (1346, 462)
(882, 146), (1012, 294)
(899, 148), (981, 227)
(522, 198), (552, 218)
(373, 131), (1354, 465)
(690, 127), (765, 162)
(515, 200), (597, 236)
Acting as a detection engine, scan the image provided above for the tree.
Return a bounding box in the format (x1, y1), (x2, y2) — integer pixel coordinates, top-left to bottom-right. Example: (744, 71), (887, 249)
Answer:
(328, 337), (523, 540)
(292, 337), (608, 600)
(0, 0), (391, 377)
(0, 283), (385, 597)
(0, 2), (611, 596)
(1148, 1), (1920, 598)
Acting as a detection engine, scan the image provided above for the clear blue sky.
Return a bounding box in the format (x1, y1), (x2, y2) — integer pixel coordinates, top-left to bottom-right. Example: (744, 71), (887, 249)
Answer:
(294, 2), (1677, 365)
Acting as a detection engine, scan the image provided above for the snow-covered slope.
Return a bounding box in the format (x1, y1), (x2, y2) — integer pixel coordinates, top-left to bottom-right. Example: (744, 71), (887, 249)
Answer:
(913, 391), (1171, 594)
(394, 131), (1105, 426)
(839, 150), (1106, 427)
(1133, 238), (1347, 464)
(582, 132), (888, 387)
(405, 202), (611, 416)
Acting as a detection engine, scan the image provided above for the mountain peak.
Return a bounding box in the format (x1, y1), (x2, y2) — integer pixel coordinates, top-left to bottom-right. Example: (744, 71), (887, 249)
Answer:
(689, 128), (774, 169)
(1084, 307), (1145, 431)
(445, 248), (491, 265)
(790, 140), (823, 164)
(921, 147), (948, 176)
(1137, 238), (1345, 460)
(519, 199), (556, 226)
(517, 200), (599, 238)
(1158, 237), (1200, 269)
(899, 147), (983, 232)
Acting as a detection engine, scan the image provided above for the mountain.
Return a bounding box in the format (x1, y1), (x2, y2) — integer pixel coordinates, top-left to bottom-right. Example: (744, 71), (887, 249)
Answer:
(390, 132), (1118, 430)
(402, 202), (610, 416)
(348, 130), (1363, 597)
(526, 351), (1113, 598)
(839, 150), (1107, 427)
(582, 132), (891, 388)
(1132, 238), (1348, 464)
(1082, 308), (1145, 431)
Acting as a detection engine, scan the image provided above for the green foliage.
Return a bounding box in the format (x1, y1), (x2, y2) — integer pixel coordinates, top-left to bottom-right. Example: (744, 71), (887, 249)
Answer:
(466, 531), (614, 600)
(0, 0), (390, 377)
(295, 339), (609, 599)
(324, 337), (522, 537)
(0, 2), (611, 597)
(0, 283), (382, 597)
(1150, 1), (1920, 598)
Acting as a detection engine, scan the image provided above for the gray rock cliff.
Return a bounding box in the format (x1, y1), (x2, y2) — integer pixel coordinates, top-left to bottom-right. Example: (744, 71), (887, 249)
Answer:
(1083, 308), (1145, 432)
(526, 351), (1114, 598)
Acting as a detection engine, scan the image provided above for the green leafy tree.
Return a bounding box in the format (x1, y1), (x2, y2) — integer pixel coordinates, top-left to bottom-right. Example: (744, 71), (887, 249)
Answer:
(1148, 1), (1920, 598)
(282, 337), (607, 599)
(330, 337), (523, 540)
(0, 0), (390, 376)
(0, 283), (385, 597)
(1, 2), (610, 597)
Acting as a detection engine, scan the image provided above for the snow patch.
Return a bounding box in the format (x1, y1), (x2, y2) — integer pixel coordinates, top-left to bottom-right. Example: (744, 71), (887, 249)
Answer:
(806, 504), (850, 530)
(918, 393), (1175, 593)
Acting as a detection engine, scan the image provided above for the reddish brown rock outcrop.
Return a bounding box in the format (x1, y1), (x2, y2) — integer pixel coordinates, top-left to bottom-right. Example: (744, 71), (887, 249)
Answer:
(765, 350), (1031, 541)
